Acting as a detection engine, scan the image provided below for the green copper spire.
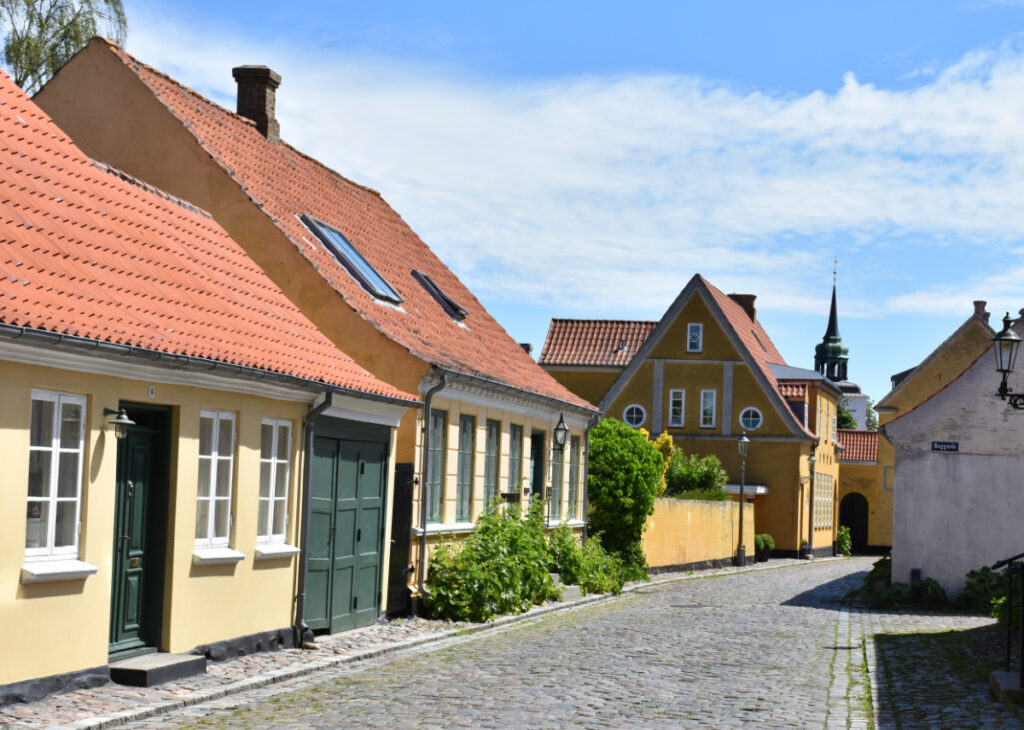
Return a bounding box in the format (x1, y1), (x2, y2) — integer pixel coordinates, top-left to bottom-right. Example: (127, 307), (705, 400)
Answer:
(814, 264), (849, 381)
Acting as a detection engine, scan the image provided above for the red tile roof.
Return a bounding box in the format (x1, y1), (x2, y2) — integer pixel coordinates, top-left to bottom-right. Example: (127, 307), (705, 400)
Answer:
(779, 383), (807, 398)
(837, 429), (878, 462)
(101, 42), (593, 412)
(539, 319), (658, 367)
(0, 70), (415, 403)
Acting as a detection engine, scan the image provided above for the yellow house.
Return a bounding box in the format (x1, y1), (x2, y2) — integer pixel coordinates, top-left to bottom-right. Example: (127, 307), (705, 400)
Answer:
(0, 71), (417, 704)
(36, 40), (598, 611)
(541, 274), (841, 557)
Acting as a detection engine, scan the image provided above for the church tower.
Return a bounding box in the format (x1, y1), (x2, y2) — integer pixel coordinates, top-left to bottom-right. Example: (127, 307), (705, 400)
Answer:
(814, 283), (849, 382)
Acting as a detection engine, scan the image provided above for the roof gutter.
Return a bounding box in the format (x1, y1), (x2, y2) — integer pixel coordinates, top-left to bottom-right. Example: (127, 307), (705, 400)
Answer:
(416, 369), (448, 600)
(0, 323), (418, 407)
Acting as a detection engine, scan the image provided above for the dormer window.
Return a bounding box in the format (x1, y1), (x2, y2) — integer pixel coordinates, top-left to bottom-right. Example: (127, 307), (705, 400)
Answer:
(301, 215), (402, 304)
(412, 270), (467, 321)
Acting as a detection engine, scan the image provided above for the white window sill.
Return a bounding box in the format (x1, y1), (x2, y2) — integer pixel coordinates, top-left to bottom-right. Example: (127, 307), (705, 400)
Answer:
(192, 546), (246, 565)
(254, 543), (301, 560)
(21, 559), (98, 584)
(412, 522), (476, 536)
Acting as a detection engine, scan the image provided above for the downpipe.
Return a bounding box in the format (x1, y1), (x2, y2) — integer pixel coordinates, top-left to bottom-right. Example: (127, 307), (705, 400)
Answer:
(416, 370), (448, 601)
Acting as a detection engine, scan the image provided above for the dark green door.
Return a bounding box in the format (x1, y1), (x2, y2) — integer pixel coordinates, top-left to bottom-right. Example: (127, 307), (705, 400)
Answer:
(305, 423), (388, 634)
(109, 406), (169, 658)
(530, 430), (545, 498)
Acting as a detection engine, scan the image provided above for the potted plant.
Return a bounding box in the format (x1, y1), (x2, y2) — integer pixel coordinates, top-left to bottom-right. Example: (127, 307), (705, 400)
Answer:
(800, 540), (813, 560)
(754, 533), (774, 562)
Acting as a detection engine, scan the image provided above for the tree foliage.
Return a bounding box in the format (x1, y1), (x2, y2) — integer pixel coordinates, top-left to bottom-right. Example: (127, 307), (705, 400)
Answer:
(836, 402), (857, 430)
(865, 398), (879, 430)
(586, 418), (662, 574)
(664, 449), (728, 498)
(1, 0), (126, 94)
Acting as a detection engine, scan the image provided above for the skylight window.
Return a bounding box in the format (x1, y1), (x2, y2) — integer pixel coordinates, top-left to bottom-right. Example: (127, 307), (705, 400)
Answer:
(301, 215), (402, 304)
(412, 269), (468, 321)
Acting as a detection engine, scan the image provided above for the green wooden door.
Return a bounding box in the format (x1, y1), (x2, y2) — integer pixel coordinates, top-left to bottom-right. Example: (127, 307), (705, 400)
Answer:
(305, 427), (388, 634)
(109, 408), (169, 658)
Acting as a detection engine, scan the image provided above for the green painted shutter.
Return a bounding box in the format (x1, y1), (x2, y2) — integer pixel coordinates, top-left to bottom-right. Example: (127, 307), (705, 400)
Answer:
(568, 436), (580, 521)
(427, 410), (446, 523)
(456, 415), (475, 522)
(508, 424), (523, 493)
(484, 420), (500, 507)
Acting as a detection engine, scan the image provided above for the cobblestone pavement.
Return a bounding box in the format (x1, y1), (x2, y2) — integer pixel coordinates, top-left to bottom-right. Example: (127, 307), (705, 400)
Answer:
(7, 557), (1023, 729)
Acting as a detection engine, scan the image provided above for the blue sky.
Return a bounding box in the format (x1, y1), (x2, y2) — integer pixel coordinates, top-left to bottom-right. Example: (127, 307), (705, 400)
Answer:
(116, 0), (1024, 404)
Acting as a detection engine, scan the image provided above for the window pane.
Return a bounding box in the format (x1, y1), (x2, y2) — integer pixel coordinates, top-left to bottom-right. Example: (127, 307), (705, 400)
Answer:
(54, 501), (76, 548)
(30, 400), (54, 447)
(273, 498), (287, 535)
(215, 459), (232, 496)
(197, 458), (211, 498)
(261, 423), (273, 459)
(276, 425), (290, 460)
(218, 417), (234, 453)
(257, 500), (270, 537)
(199, 416), (213, 456)
(259, 461), (272, 498)
(275, 463), (289, 498)
(195, 500), (209, 539)
(25, 501), (46, 549)
(57, 452), (80, 498)
(59, 402), (82, 448)
(214, 500), (230, 538)
(28, 451), (50, 498)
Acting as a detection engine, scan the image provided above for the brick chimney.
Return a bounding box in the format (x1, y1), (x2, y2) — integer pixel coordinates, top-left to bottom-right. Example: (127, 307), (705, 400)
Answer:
(728, 293), (757, 322)
(973, 300), (989, 323)
(232, 65), (281, 141)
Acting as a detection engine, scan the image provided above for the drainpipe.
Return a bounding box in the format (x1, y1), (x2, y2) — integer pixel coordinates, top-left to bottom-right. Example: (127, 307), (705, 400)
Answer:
(293, 391), (333, 648)
(416, 369), (448, 598)
(581, 414), (600, 545)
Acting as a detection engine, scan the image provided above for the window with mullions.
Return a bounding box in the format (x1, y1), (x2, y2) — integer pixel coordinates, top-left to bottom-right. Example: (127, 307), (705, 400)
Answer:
(687, 323), (703, 352)
(413, 269), (468, 321)
(484, 420), (500, 506)
(508, 424), (523, 493)
(25, 390), (86, 558)
(567, 436), (580, 521)
(301, 215), (402, 303)
(700, 390), (716, 428)
(258, 418), (292, 543)
(456, 415), (475, 522)
(197, 410), (235, 546)
(668, 389), (685, 427)
(427, 410), (447, 523)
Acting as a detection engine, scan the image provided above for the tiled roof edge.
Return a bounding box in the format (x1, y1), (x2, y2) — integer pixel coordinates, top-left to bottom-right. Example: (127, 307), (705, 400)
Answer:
(92, 160), (210, 218)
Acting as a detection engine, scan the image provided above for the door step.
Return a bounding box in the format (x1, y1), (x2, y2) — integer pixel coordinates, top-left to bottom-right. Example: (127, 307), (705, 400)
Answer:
(109, 652), (207, 687)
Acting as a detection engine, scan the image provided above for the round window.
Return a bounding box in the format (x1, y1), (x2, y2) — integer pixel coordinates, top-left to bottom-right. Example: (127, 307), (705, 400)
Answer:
(739, 407), (763, 431)
(623, 404), (647, 428)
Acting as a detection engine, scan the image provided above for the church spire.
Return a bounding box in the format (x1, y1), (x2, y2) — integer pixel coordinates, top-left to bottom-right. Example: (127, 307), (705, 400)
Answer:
(814, 259), (849, 382)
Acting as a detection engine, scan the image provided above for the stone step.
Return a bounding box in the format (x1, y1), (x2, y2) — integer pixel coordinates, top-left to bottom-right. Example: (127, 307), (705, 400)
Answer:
(109, 652), (207, 687)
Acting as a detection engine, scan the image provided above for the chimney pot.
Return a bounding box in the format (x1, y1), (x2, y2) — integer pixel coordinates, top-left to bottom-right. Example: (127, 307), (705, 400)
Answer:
(728, 293), (757, 322)
(232, 65), (281, 141)
(973, 300), (989, 323)
(519, 342), (533, 356)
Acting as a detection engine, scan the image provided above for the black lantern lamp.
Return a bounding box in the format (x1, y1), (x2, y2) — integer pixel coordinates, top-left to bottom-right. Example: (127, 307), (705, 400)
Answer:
(104, 407), (135, 440)
(993, 313), (1024, 409)
(735, 433), (750, 567)
(553, 414), (569, 451)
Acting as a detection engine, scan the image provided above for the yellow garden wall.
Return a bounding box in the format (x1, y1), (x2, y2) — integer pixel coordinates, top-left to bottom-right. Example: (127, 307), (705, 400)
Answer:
(643, 498), (754, 568)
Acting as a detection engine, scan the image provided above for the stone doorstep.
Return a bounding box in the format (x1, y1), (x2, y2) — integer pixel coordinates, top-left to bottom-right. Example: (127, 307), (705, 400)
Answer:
(109, 653), (207, 688)
(990, 671), (1024, 703)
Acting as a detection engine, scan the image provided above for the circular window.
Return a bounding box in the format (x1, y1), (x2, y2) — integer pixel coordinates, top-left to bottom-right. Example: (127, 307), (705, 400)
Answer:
(623, 404), (647, 428)
(739, 407), (763, 431)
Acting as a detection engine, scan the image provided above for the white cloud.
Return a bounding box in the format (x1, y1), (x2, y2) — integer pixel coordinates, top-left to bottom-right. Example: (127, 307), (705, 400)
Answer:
(123, 7), (1024, 329)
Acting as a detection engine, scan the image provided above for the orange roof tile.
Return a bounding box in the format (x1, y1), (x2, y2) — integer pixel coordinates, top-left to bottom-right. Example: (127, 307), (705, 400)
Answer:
(0, 70), (415, 403)
(837, 429), (878, 462)
(103, 42), (593, 412)
(539, 319), (658, 367)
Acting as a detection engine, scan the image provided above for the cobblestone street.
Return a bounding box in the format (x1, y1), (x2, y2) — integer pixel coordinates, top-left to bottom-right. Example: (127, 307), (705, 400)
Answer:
(103, 558), (1022, 729)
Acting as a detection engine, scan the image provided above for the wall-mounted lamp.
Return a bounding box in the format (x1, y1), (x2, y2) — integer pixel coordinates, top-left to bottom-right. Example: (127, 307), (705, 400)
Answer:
(104, 407), (135, 440)
(553, 414), (569, 451)
(993, 313), (1024, 409)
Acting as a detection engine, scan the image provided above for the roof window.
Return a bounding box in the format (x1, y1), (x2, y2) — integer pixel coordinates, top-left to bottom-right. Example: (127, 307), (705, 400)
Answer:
(412, 269), (468, 321)
(301, 215), (402, 304)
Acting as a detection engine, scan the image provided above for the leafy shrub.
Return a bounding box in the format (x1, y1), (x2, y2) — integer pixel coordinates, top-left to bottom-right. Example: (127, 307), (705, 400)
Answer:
(664, 450), (727, 498)
(754, 533), (774, 554)
(650, 432), (675, 495)
(955, 566), (1005, 614)
(587, 418), (662, 574)
(423, 501), (558, 622)
(837, 525), (852, 557)
(547, 524), (626, 595)
(848, 555), (949, 609)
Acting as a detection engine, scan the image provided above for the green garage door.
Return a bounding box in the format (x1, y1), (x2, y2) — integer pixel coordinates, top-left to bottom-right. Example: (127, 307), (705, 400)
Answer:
(305, 418), (389, 634)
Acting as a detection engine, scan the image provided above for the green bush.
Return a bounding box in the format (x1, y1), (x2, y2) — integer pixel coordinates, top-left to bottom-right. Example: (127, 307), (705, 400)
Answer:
(955, 566), (1005, 614)
(547, 525), (627, 595)
(848, 555), (950, 609)
(837, 525), (852, 557)
(587, 418), (663, 574)
(754, 533), (774, 554)
(664, 450), (728, 498)
(423, 501), (558, 622)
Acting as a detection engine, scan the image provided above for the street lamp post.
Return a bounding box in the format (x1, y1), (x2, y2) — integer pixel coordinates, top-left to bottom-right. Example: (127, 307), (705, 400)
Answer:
(736, 433), (750, 567)
(807, 450), (816, 558)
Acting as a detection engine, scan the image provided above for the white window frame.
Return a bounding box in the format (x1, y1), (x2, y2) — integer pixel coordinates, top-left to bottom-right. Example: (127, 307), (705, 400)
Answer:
(738, 407), (763, 432)
(257, 418), (292, 545)
(687, 323), (703, 353)
(700, 389), (716, 428)
(25, 389), (87, 561)
(196, 410), (236, 548)
(668, 389), (685, 427)
(623, 404), (647, 428)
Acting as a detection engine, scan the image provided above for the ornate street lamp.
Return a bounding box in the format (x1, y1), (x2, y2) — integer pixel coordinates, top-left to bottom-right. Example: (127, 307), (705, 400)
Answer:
(735, 433), (750, 567)
(993, 313), (1024, 409)
(553, 414), (569, 451)
(104, 407), (135, 440)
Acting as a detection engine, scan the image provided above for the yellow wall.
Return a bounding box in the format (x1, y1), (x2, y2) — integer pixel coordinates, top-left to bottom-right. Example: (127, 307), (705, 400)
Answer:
(648, 296), (740, 361)
(643, 497), (754, 568)
(838, 436), (893, 548)
(544, 368), (620, 408)
(0, 360), (320, 684)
